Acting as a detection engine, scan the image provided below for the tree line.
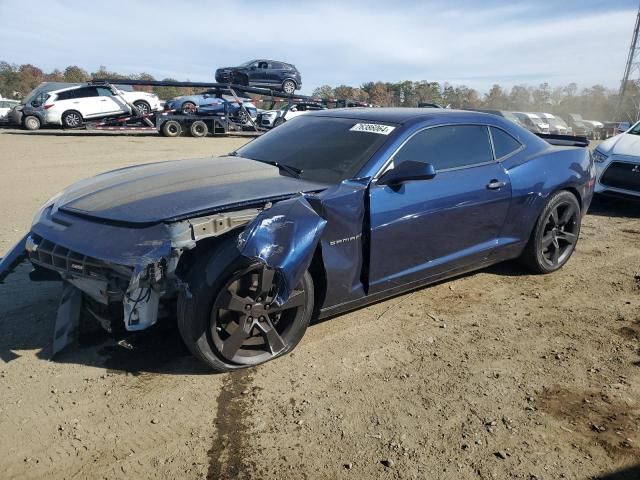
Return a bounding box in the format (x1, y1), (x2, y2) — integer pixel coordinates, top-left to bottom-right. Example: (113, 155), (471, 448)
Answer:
(1, 61), (637, 121)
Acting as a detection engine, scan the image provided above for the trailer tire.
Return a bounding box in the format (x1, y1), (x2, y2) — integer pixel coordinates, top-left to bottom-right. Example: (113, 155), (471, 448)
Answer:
(23, 115), (41, 131)
(189, 120), (208, 137)
(161, 120), (182, 137)
(62, 110), (83, 129)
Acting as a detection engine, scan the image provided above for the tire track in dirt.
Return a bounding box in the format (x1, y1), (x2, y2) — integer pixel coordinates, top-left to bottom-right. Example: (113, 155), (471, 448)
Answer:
(208, 370), (255, 480)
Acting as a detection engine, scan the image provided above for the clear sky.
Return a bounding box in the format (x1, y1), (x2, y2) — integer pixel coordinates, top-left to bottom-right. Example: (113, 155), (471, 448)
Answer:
(0, 0), (638, 94)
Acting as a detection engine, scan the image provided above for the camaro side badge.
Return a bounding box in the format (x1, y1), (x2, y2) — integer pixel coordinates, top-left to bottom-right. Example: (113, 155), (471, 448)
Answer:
(330, 233), (362, 246)
(350, 123), (396, 135)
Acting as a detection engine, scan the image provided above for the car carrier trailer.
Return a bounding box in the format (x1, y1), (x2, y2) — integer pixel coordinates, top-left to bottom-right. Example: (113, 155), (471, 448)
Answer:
(89, 79), (325, 137)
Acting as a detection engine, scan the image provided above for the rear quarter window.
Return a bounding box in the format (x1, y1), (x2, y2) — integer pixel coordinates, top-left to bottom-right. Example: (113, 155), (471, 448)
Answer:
(490, 127), (522, 159)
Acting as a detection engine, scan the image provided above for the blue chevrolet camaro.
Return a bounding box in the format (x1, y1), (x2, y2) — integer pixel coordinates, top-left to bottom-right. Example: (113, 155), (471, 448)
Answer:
(0, 109), (595, 371)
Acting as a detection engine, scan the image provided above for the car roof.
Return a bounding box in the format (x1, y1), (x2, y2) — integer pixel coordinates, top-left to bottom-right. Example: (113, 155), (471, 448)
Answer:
(306, 107), (497, 124)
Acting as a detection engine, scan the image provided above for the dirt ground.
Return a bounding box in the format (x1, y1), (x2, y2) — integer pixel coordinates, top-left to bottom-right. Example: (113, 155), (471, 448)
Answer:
(0, 129), (639, 480)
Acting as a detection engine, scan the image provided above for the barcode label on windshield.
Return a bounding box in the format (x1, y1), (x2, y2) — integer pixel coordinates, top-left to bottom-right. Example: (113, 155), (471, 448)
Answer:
(350, 123), (396, 135)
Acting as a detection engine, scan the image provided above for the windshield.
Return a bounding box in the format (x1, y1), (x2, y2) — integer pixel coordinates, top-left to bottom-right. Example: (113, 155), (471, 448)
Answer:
(239, 59), (257, 67)
(235, 116), (394, 183)
(627, 122), (640, 135)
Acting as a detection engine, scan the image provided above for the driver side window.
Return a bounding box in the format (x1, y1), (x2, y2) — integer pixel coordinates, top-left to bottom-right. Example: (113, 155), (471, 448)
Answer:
(392, 125), (493, 171)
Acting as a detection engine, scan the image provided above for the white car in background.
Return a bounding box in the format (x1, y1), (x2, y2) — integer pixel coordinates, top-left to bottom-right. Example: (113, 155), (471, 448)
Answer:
(593, 122), (640, 199)
(259, 102), (327, 128)
(514, 112), (550, 134)
(0, 98), (20, 123)
(41, 84), (161, 128)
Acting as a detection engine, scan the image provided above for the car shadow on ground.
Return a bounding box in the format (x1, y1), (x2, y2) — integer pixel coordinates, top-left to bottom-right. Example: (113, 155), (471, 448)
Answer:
(0, 263), (211, 375)
(588, 195), (640, 219)
(594, 464), (640, 480)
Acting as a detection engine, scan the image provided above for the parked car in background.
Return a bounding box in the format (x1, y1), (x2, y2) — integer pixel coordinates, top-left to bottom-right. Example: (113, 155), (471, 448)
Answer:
(0, 98), (20, 123)
(537, 113), (571, 135)
(215, 60), (302, 94)
(259, 102), (327, 128)
(9, 82), (80, 130)
(583, 120), (604, 140)
(567, 113), (592, 138)
(514, 112), (550, 134)
(164, 90), (258, 124)
(593, 121), (640, 199)
(37, 84), (161, 129)
(467, 109), (524, 128)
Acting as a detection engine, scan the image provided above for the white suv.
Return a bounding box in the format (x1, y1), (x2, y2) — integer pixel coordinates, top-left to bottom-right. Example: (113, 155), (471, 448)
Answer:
(41, 85), (161, 128)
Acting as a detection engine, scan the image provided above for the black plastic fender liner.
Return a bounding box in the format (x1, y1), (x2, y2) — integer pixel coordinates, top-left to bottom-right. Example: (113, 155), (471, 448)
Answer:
(0, 234), (28, 284)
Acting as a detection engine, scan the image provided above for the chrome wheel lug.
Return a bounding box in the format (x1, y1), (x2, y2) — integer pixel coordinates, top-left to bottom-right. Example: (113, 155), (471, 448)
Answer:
(245, 304), (251, 311)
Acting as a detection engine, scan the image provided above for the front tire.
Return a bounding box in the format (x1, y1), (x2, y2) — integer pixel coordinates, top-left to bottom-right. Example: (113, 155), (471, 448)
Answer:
(520, 190), (581, 274)
(62, 110), (83, 129)
(23, 115), (41, 130)
(177, 241), (314, 372)
(273, 117), (285, 128)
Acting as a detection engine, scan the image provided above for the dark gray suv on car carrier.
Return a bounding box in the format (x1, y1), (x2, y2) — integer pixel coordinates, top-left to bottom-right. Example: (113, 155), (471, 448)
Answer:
(215, 60), (302, 94)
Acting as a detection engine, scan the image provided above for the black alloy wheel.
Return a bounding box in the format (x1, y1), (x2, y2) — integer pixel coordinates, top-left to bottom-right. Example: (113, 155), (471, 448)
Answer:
(210, 265), (308, 366)
(521, 190), (581, 273)
(177, 239), (314, 372)
(539, 201), (579, 268)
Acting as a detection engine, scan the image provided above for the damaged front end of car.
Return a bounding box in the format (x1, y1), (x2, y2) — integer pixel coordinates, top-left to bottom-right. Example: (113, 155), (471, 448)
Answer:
(0, 178), (370, 357)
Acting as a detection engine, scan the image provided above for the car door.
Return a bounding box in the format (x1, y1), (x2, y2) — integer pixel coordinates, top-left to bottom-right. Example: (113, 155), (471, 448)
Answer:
(249, 60), (270, 84)
(95, 86), (124, 115)
(368, 124), (512, 293)
(70, 87), (102, 118)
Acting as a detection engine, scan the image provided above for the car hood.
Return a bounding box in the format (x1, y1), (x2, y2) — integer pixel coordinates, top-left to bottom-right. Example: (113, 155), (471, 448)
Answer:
(55, 156), (328, 224)
(600, 133), (640, 157)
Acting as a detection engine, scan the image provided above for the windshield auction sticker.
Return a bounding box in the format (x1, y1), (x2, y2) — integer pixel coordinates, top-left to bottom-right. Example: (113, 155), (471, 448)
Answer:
(350, 123), (396, 135)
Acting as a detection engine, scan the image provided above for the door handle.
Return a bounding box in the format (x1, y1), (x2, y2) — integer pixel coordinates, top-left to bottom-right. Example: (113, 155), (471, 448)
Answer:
(487, 180), (506, 190)
(100, 99), (107, 102)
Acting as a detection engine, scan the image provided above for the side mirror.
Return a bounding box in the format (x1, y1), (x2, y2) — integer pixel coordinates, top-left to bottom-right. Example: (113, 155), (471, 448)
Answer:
(250, 66), (256, 71)
(377, 161), (437, 186)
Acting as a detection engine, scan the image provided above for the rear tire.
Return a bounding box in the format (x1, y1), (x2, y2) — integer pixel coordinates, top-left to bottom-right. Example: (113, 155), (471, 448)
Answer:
(62, 110), (83, 129)
(181, 102), (196, 115)
(282, 80), (296, 94)
(23, 115), (41, 131)
(161, 120), (182, 137)
(520, 190), (581, 274)
(133, 100), (151, 116)
(189, 120), (208, 137)
(177, 240), (314, 372)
